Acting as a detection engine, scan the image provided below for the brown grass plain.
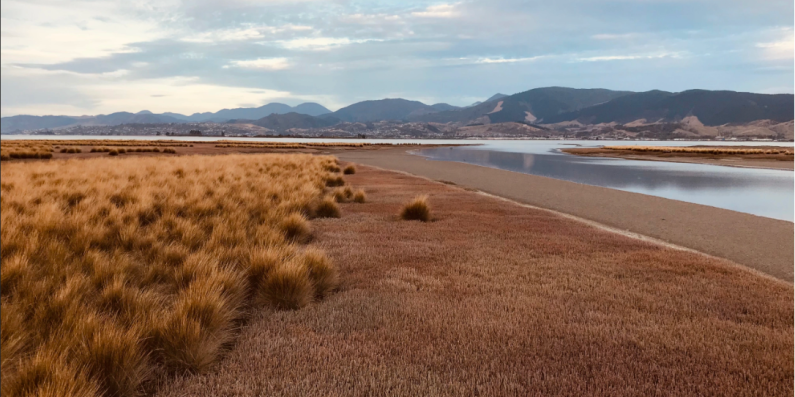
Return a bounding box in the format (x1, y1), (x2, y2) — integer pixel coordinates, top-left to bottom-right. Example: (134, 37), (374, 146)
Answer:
(155, 163), (794, 397)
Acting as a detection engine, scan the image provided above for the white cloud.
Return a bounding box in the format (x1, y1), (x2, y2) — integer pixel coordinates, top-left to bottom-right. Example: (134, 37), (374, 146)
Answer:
(0, 0), (171, 65)
(756, 33), (794, 61)
(226, 57), (290, 70)
(182, 24), (313, 43)
(575, 52), (681, 62)
(475, 56), (545, 64)
(274, 37), (382, 51)
(412, 3), (459, 18)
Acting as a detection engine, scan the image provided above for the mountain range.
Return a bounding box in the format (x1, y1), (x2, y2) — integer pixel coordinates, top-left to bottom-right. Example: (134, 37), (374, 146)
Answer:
(1, 102), (331, 133)
(2, 88), (793, 134)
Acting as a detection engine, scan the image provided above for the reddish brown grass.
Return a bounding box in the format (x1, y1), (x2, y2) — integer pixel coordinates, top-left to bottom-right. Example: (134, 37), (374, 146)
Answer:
(154, 165), (793, 397)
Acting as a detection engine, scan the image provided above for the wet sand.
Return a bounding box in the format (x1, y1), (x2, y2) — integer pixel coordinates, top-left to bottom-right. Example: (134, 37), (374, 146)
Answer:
(336, 147), (794, 281)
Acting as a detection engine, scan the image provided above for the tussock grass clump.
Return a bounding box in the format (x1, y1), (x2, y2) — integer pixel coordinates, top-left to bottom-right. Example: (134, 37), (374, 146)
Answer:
(0, 153), (340, 396)
(60, 147), (82, 154)
(301, 248), (338, 298)
(400, 195), (431, 222)
(343, 165), (357, 174)
(313, 197), (341, 218)
(280, 213), (312, 242)
(353, 189), (367, 203)
(108, 149), (119, 156)
(163, 148), (177, 154)
(259, 261), (313, 310)
(325, 175), (345, 187)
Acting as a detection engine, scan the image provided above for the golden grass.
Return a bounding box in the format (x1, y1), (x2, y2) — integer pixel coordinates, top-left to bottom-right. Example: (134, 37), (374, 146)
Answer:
(605, 145), (794, 155)
(400, 195), (431, 222)
(214, 142), (373, 149)
(0, 141), (54, 161)
(343, 165), (356, 174)
(0, 153), (342, 397)
(353, 189), (366, 203)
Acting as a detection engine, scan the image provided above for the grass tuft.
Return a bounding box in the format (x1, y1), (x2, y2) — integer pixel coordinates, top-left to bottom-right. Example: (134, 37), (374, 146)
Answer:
(259, 262), (314, 310)
(280, 213), (312, 243)
(300, 248), (338, 298)
(353, 189), (367, 203)
(343, 165), (357, 174)
(400, 195), (431, 222)
(314, 197), (341, 218)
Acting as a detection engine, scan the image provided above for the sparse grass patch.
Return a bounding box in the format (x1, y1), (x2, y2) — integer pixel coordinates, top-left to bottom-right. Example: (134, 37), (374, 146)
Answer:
(353, 189), (367, 203)
(400, 195), (431, 222)
(0, 153), (341, 396)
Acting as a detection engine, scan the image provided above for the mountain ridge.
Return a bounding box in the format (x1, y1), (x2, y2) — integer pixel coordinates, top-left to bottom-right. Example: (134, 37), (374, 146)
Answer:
(2, 88), (793, 133)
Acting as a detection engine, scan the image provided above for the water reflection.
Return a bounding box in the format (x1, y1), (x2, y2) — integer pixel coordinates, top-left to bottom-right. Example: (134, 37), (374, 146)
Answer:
(418, 146), (794, 222)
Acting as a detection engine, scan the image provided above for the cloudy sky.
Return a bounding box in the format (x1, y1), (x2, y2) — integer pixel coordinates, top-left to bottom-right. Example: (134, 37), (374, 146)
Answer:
(1, 0), (792, 117)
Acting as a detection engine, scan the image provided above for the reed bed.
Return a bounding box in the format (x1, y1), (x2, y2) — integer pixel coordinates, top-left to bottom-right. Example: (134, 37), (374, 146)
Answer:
(604, 145), (794, 155)
(39, 140), (191, 147)
(1, 154), (344, 397)
(214, 142), (374, 149)
(0, 141), (54, 161)
(90, 147), (175, 154)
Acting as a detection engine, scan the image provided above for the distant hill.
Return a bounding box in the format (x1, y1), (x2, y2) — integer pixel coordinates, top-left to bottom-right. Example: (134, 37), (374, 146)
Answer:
(1, 102), (333, 132)
(414, 87), (633, 123)
(245, 112), (341, 132)
(430, 103), (462, 112)
(544, 90), (795, 126)
(471, 93), (509, 106)
(166, 102), (332, 122)
(3, 88), (792, 134)
(1, 115), (81, 133)
(331, 98), (436, 122)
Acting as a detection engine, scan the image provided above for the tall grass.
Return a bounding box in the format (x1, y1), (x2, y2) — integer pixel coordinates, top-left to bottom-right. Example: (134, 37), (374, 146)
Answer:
(0, 153), (341, 397)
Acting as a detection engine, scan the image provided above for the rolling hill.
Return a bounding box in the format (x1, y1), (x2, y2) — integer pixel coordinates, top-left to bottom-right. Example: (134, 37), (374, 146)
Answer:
(412, 87), (633, 124)
(330, 98), (436, 122)
(543, 90), (795, 126)
(243, 112), (342, 132)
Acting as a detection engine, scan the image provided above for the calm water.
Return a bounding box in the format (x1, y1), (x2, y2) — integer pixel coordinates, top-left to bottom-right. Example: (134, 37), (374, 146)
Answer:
(416, 141), (794, 222)
(3, 135), (792, 221)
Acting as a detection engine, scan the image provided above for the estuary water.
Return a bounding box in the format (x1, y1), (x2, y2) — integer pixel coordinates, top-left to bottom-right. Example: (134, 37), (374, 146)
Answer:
(415, 141), (794, 222)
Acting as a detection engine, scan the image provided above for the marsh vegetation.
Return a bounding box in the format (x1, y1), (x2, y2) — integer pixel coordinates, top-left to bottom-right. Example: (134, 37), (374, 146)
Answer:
(1, 153), (345, 396)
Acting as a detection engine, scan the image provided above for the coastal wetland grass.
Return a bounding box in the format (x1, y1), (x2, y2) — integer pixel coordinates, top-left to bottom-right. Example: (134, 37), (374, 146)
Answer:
(0, 153), (347, 397)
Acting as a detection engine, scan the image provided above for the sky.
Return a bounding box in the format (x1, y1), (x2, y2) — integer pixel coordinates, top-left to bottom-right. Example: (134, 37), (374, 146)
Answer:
(1, 0), (793, 117)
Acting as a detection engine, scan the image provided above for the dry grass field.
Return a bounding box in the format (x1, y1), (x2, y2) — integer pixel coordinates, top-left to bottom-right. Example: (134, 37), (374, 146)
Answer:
(0, 153), (350, 397)
(155, 164), (793, 397)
